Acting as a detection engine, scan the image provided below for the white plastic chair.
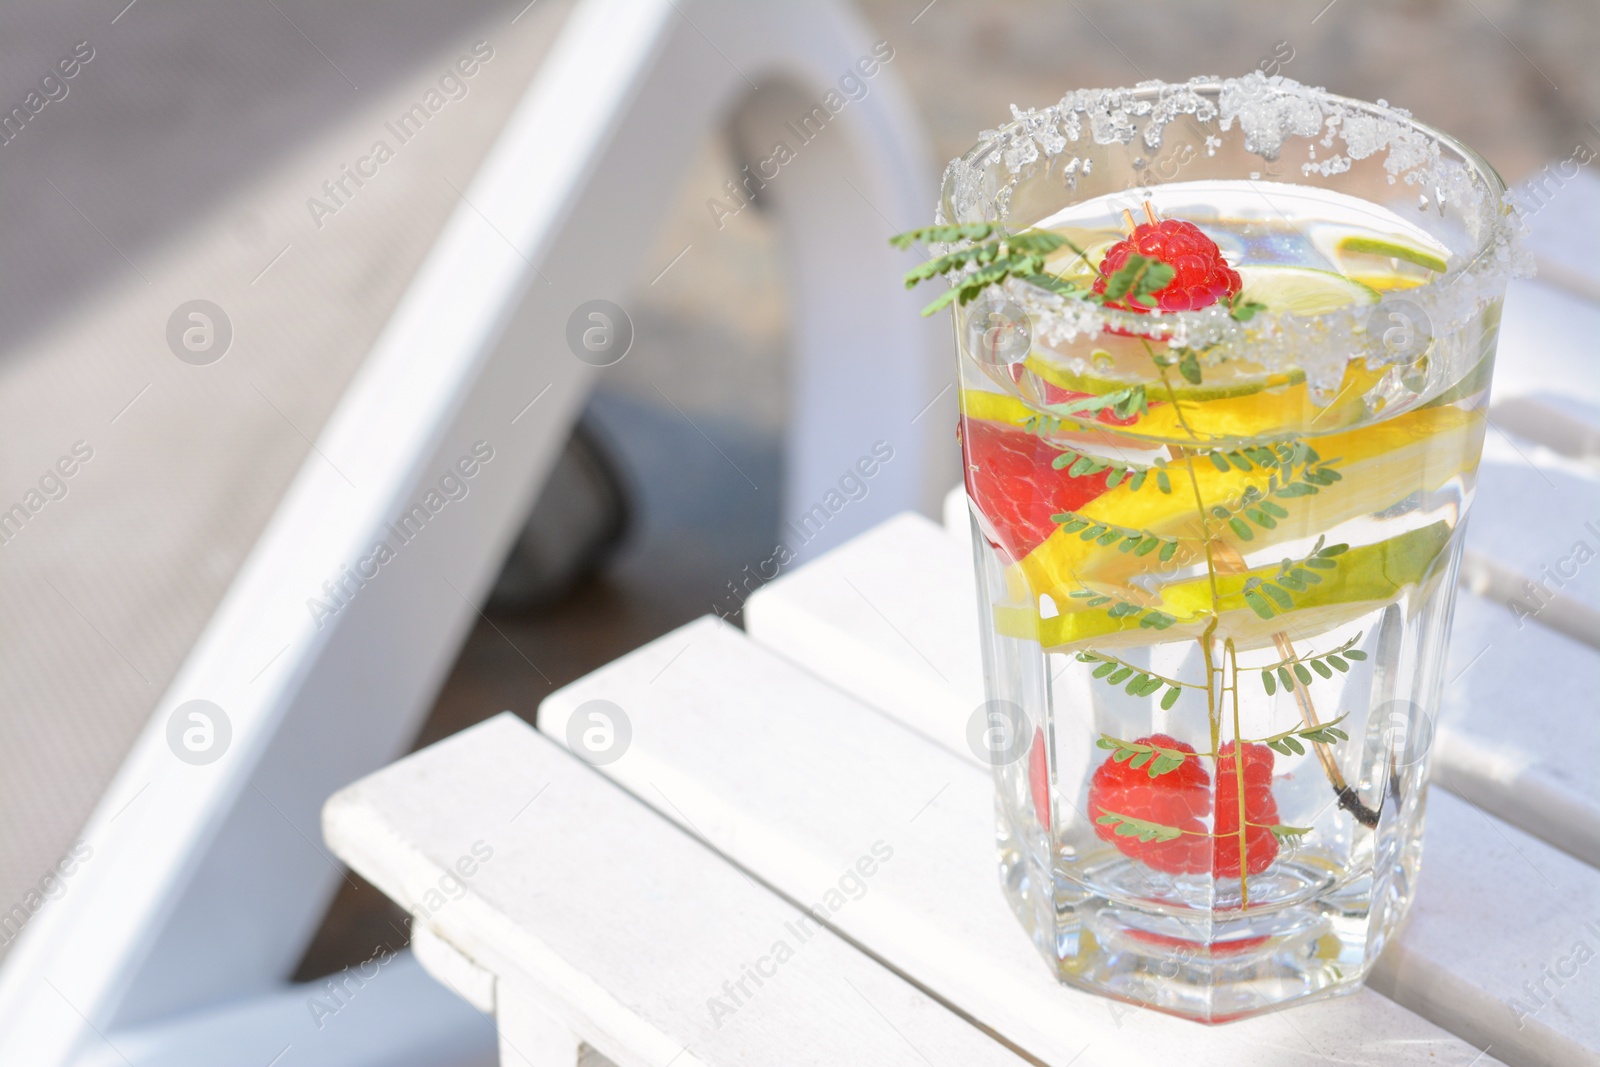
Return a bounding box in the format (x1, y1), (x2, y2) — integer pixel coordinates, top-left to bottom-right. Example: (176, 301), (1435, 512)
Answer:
(0, 1), (949, 1062)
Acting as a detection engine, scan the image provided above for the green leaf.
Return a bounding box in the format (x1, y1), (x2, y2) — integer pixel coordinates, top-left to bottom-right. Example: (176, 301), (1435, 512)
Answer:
(1092, 661), (1117, 679)
(1149, 753), (1181, 777)
(1225, 292), (1269, 322)
(1244, 589), (1275, 619)
(1344, 649), (1368, 661)
(1311, 659), (1333, 679)
(1125, 673), (1149, 695)
(1135, 536), (1159, 557)
(1160, 686), (1181, 711)
(889, 222), (1000, 249)
(1129, 750), (1153, 769)
(1007, 231), (1072, 255)
(1069, 455), (1097, 477)
(1014, 272), (1088, 298)
(1277, 666), (1294, 691)
(1178, 349), (1202, 386)
(1263, 584), (1295, 610)
(1209, 451), (1232, 472)
(1284, 736), (1305, 755)
(1107, 666), (1134, 685)
(1095, 808), (1184, 843)
(1158, 540), (1178, 563)
(1103, 254), (1175, 304)
(919, 286), (964, 316)
(1262, 670), (1276, 695)
(1228, 517), (1254, 541)
(1326, 655), (1349, 672)
(1293, 662), (1313, 686)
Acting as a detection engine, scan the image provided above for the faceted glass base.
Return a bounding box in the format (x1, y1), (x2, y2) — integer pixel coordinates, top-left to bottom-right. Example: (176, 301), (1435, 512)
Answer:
(995, 795), (1426, 1023)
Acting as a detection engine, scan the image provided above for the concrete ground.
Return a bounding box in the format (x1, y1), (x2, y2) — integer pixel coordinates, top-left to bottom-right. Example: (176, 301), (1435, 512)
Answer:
(2, 0), (1595, 982)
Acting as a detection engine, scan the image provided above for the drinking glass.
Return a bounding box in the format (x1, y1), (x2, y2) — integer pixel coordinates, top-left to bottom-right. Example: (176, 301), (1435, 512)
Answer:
(943, 75), (1521, 1022)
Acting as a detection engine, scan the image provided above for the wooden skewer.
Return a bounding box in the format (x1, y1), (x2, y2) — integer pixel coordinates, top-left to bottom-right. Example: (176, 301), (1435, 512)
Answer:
(1142, 200), (1159, 226)
(1206, 539), (1379, 827)
(1121, 208), (1137, 233)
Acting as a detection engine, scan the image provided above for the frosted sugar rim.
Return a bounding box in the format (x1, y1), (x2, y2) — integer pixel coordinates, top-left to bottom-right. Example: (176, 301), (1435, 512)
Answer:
(935, 73), (1531, 390)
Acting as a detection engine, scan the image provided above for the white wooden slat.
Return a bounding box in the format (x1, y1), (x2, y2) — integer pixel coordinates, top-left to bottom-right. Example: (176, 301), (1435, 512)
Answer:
(1473, 449), (1600, 607)
(743, 513), (983, 761)
(324, 714), (1030, 1067)
(1518, 168), (1600, 303)
(1493, 280), (1600, 424)
(541, 617), (1508, 1067)
(1462, 449), (1600, 648)
(495, 985), (584, 1067)
(1369, 788), (1600, 1067)
(411, 925), (496, 1016)
(942, 479), (972, 545)
(1434, 594), (1600, 869)
(1489, 394), (1600, 467)
(1489, 165), (1600, 457)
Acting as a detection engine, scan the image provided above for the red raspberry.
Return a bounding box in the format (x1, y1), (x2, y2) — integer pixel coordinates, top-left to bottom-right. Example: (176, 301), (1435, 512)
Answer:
(1086, 736), (1284, 878)
(960, 416), (1114, 561)
(1092, 218), (1242, 314)
(1212, 742), (1280, 878)
(1029, 727), (1051, 831)
(1087, 734), (1212, 874)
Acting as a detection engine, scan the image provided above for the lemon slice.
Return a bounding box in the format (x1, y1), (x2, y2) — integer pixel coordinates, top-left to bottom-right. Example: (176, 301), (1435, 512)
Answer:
(1336, 235), (1449, 274)
(1235, 265), (1381, 316)
(1009, 403), (1484, 610)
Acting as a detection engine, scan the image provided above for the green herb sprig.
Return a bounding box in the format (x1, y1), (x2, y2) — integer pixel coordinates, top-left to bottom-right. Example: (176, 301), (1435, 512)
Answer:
(1260, 634), (1369, 695)
(1240, 536), (1349, 620)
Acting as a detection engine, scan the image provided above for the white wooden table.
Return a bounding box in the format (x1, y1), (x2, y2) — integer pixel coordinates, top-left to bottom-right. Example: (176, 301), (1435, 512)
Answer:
(325, 179), (1600, 1066)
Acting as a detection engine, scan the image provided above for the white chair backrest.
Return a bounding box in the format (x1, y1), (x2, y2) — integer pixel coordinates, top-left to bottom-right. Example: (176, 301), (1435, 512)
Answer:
(0, 1), (948, 1062)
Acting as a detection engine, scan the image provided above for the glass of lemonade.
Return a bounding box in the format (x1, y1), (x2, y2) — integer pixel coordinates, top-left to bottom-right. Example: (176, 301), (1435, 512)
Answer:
(912, 75), (1522, 1022)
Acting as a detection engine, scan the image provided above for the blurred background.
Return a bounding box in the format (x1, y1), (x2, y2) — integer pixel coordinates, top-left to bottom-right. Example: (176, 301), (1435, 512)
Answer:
(2, 0), (1597, 991)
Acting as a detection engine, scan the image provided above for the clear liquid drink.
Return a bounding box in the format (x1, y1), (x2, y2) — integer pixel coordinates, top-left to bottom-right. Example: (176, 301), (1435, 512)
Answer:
(929, 75), (1523, 1022)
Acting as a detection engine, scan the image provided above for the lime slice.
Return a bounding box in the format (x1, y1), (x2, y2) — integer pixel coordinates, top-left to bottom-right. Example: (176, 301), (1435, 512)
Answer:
(1044, 237), (1115, 280)
(1236, 265), (1381, 316)
(1337, 235), (1448, 274)
(1019, 356), (1302, 405)
(995, 517), (1455, 653)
